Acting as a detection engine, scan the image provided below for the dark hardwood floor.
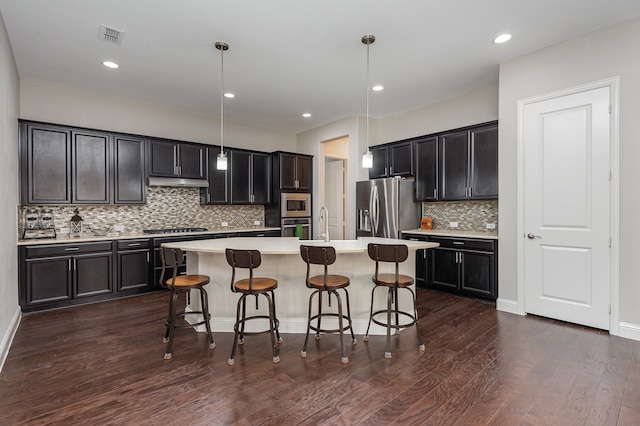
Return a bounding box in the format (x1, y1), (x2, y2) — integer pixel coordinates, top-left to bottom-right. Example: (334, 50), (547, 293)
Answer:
(1, 288), (639, 425)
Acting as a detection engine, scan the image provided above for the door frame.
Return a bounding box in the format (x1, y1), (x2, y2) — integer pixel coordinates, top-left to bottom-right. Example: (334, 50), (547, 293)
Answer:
(516, 77), (620, 335)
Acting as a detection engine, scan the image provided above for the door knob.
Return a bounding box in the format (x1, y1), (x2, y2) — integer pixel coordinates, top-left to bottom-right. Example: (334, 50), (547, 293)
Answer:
(527, 233), (541, 239)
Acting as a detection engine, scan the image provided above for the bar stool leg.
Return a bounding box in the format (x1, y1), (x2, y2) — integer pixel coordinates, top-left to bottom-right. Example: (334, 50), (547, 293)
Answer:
(315, 291), (323, 340)
(164, 290), (180, 360)
(199, 287), (216, 350)
(163, 289), (173, 344)
(410, 287), (426, 351)
(264, 292), (280, 363)
(334, 290), (348, 364)
(385, 287), (394, 359)
(363, 286), (378, 342)
(228, 295), (245, 366)
(343, 288), (357, 345)
(301, 290), (317, 358)
(238, 297), (247, 345)
(270, 290), (283, 343)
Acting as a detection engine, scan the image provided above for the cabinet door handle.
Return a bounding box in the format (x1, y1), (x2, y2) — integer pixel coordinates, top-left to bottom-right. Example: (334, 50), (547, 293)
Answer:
(207, 193), (211, 203)
(423, 250), (427, 260)
(146, 252), (150, 263)
(65, 247), (80, 251)
(453, 242), (464, 245)
(468, 187), (472, 198)
(384, 167), (388, 176)
(68, 259), (72, 271)
(459, 252), (463, 263)
(433, 188), (437, 199)
(390, 166), (393, 175)
(73, 258), (77, 270)
(128, 243), (141, 247)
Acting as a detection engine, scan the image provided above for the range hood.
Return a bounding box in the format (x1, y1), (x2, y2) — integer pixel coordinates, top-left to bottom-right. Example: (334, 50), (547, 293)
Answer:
(147, 177), (209, 188)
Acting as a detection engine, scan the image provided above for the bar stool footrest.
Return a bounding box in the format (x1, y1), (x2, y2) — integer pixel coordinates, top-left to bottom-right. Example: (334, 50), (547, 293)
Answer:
(370, 309), (417, 330)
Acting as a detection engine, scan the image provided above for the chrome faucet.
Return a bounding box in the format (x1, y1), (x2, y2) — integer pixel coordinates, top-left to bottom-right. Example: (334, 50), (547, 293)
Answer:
(318, 206), (330, 242)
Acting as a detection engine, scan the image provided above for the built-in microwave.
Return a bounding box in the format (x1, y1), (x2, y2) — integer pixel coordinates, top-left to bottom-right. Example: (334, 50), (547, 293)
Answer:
(281, 193), (311, 218)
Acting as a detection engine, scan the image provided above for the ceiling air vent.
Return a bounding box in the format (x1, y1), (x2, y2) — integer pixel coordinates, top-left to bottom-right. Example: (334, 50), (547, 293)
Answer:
(97, 24), (125, 45)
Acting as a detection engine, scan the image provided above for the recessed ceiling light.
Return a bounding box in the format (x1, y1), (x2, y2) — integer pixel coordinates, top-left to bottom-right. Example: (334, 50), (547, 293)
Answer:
(102, 61), (119, 69)
(224, 92), (235, 98)
(372, 85), (384, 92)
(302, 113), (311, 118)
(493, 33), (512, 44)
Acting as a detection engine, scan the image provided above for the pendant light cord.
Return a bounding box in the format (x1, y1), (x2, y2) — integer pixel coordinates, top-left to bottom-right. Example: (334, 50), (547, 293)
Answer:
(220, 46), (225, 154)
(366, 40), (370, 151)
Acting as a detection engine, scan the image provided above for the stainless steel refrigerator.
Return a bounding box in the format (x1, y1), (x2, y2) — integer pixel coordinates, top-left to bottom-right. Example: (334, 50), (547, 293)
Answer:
(356, 178), (420, 239)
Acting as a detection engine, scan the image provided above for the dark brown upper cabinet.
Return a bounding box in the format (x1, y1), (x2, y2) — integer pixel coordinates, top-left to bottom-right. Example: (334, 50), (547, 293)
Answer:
(20, 121), (147, 206)
(414, 136), (438, 201)
(439, 122), (498, 201)
(230, 150), (272, 205)
(113, 135), (146, 204)
(368, 141), (414, 179)
(148, 139), (205, 180)
(277, 152), (312, 192)
(200, 146), (230, 205)
(72, 130), (111, 204)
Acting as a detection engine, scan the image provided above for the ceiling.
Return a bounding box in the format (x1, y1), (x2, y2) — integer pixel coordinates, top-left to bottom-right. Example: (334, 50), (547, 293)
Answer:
(1, 1), (640, 135)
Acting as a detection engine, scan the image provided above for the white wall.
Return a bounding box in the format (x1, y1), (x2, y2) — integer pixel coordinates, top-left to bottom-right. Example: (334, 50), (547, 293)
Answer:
(0, 10), (21, 370)
(378, 85), (498, 144)
(499, 17), (640, 326)
(20, 80), (296, 152)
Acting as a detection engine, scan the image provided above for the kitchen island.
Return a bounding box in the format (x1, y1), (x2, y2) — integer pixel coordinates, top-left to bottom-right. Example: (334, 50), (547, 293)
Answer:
(162, 237), (439, 335)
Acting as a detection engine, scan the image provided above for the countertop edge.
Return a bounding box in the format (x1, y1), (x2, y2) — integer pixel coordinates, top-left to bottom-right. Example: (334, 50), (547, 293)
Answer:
(401, 229), (499, 240)
(17, 227), (281, 246)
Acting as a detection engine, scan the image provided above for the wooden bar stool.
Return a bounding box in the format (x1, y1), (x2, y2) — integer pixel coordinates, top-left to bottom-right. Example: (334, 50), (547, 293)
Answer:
(225, 248), (282, 365)
(159, 247), (215, 360)
(364, 243), (425, 359)
(299, 245), (357, 364)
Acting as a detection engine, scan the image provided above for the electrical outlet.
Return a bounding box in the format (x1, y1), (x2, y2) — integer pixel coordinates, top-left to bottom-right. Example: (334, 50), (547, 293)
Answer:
(114, 225), (125, 232)
(221, 221), (228, 227)
(254, 220), (261, 226)
(486, 223), (496, 230)
(449, 222), (459, 228)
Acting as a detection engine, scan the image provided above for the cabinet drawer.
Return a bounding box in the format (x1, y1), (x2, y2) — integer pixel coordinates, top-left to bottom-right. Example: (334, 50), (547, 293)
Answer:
(428, 237), (494, 251)
(25, 241), (114, 258)
(117, 239), (151, 250)
(403, 234), (428, 242)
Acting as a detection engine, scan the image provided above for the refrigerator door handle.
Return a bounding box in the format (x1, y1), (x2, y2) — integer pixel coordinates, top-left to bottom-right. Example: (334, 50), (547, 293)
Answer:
(373, 184), (380, 235)
(369, 184), (377, 235)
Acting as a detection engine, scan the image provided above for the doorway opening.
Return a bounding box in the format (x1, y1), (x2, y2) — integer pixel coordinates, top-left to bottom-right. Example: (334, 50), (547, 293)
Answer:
(322, 137), (349, 240)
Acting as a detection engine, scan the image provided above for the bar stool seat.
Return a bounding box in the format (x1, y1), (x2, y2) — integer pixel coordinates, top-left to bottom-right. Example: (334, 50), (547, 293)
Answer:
(160, 247), (215, 360)
(300, 245), (356, 364)
(226, 248), (282, 366)
(364, 243), (425, 359)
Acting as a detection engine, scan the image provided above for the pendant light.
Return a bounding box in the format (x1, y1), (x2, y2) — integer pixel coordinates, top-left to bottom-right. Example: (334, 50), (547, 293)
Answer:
(215, 41), (229, 170)
(361, 35), (375, 169)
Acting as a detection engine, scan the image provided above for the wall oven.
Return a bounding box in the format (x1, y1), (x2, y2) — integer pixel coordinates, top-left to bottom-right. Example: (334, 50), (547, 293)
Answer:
(281, 218), (311, 239)
(281, 193), (311, 218)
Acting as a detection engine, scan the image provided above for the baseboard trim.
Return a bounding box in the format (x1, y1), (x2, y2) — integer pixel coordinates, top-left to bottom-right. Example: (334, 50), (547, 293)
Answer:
(496, 298), (520, 315)
(618, 322), (640, 342)
(0, 305), (22, 373)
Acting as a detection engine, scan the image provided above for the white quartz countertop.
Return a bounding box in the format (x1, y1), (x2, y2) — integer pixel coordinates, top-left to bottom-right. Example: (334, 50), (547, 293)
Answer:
(163, 237), (439, 255)
(402, 229), (499, 240)
(17, 227), (281, 246)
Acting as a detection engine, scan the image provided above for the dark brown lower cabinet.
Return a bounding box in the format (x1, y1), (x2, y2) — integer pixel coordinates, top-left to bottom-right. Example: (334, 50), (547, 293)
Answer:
(20, 241), (115, 312)
(404, 234), (497, 300)
(116, 239), (152, 292)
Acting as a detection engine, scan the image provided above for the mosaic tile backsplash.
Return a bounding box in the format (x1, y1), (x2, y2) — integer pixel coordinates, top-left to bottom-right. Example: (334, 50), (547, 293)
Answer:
(422, 200), (498, 232)
(18, 187), (264, 238)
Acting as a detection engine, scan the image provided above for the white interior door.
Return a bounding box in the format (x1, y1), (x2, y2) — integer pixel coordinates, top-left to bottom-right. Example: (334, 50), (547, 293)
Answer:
(522, 85), (611, 330)
(325, 158), (345, 239)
